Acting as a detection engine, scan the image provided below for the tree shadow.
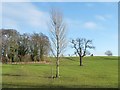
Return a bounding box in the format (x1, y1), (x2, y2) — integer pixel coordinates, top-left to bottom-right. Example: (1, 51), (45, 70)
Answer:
(2, 74), (22, 76)
(64, 57), (77, 61)
(2, 83), (103, 88)
(2, 83), (67, 88)
(100, 57), (118, 60)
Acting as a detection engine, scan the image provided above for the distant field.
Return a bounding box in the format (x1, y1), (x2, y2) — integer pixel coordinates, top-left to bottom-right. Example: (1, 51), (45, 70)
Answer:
(2, 56), (118, 88)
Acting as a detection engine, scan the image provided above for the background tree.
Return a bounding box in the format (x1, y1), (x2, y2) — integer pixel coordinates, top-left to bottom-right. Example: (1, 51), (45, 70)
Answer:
(8, 30), (19, 63)
(105, 50), (113, 56)
(39, 33), (50, 61)
(1, 29), (50, 64)
(30, 33), (40, 62)
(49, 8), (67, 78)
(0, 30), (2, 62)
(71, 38), (95, 66)
(30, 33), (50, 62)
(17, 33), (29, 62)
(1, 29), (19, 63)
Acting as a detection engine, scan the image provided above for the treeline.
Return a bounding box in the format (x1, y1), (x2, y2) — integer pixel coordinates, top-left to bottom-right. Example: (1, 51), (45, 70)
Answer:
(0, 29), (50, 64)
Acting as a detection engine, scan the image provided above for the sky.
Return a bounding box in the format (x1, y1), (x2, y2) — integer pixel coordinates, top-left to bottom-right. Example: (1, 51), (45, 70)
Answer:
(1, 1), (118, 56)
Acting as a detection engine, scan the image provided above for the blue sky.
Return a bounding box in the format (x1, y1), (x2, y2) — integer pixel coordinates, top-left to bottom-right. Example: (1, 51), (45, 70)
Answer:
(2, 2), (118, 56)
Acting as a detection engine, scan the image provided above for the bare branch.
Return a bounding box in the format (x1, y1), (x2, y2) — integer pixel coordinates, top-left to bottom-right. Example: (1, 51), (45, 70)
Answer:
(48, 8), (67, 78)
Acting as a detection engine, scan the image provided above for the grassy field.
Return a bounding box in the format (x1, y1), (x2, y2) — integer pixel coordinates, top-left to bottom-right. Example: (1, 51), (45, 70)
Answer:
(2, 56), (118, 88)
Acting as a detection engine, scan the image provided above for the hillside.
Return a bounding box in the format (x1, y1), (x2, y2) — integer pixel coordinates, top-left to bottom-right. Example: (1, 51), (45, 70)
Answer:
(2, 56), (118, 88)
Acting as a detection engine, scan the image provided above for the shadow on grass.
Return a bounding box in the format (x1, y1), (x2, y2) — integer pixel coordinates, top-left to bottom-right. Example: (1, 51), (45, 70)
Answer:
(3, 73), (53, 78)
(2, 83), (67, 88)
(64, 57), (78, 61)
(2, 74), (22, 77)
(100, 57), (118, 60)
(2, 83), (109, 88)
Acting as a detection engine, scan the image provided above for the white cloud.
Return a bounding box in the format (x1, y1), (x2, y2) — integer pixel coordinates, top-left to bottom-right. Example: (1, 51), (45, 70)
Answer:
(2, 2), (49, 32)
(95, 14), (112, 21)
(95, 15), (106, 21)
(66, 19), (102, 31)
(83, 21), (97, 29)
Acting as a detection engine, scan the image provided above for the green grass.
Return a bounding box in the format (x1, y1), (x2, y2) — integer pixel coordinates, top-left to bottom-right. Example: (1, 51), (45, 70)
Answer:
(2, 56), (118, 88)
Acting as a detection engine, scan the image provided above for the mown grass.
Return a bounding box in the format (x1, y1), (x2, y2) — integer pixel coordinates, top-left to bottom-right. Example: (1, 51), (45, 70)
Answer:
(2, 56), (118, 88)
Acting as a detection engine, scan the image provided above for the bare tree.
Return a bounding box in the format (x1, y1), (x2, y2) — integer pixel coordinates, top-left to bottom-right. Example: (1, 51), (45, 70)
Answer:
(105, 50), (112, 56)
(48, 8), (67, 78)
(71, 38), (95, 66)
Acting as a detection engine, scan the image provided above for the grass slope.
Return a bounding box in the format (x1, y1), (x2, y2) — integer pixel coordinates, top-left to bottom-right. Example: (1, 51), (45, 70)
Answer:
(2, 56), (118, 88)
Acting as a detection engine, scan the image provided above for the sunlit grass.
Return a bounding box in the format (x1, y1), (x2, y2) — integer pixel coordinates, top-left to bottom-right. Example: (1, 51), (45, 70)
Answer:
(2, 56), (118, 88)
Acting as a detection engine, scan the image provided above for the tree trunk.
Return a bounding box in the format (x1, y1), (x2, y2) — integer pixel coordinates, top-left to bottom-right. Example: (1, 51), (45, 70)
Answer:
(40, 48), (44, 61)
(80, 56), (82, 66)
(56, 57), (59, 78)
(56, 35), (59, 78)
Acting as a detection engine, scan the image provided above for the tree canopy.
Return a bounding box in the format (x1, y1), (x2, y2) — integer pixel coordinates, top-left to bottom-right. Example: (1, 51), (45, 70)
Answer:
(0, 29), (50, 63)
